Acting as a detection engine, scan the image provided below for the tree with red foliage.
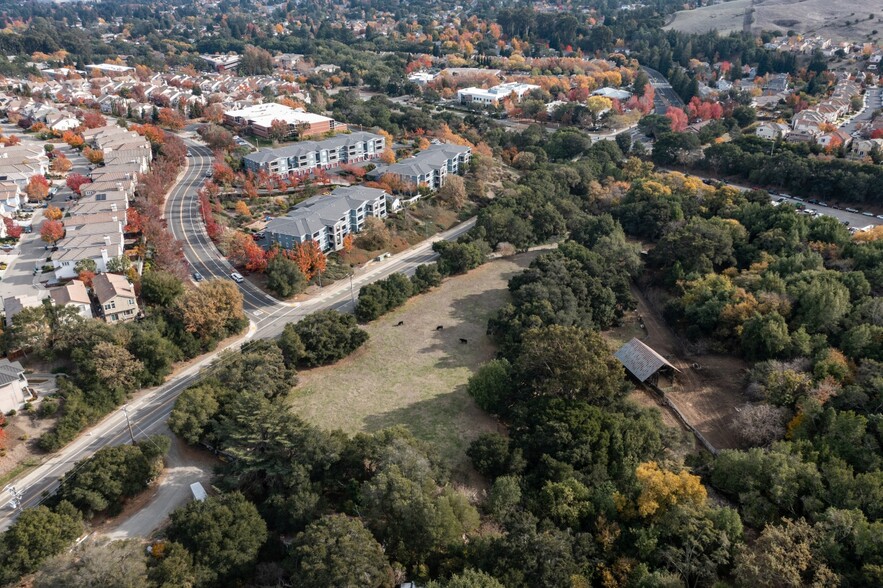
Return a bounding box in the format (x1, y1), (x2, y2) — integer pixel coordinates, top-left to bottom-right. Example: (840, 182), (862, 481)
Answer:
(82, 111), (106, 129)
(340, 164), (367, 179)
(132, 123), (166, 148)
(223, 230), (267, 272)
(159, 134), (187, 166)
(269, 119), (289, 142)
(665, 106), (689, 132)
(199, 189), (223, 241)
(5, 135), (20, 146)
(243, 178), (258, 199)
(870, 129), (883, 139)
(67, 173), (92, 194)
(291, 240), (327, 280)
(3, 216), (22, 239)
(212, 163), (235, 185)
(40, 220), (65, 244)
(124, 207), (143, 233)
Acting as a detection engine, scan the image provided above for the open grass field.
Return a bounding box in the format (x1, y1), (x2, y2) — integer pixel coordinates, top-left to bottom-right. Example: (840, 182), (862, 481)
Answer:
(665, 0), (883, 43)
(289, 251), (542, 486)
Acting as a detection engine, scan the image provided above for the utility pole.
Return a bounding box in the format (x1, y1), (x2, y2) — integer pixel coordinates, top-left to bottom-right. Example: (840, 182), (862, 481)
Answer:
(123, 407), (136, 445)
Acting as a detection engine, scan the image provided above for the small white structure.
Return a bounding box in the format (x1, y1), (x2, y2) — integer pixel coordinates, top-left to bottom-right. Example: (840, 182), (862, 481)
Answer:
(190, 482), (207, 502)
(457, 82), (541, 106)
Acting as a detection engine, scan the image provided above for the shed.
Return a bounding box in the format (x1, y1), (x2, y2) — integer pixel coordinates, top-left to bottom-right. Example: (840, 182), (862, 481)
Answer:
(614, 338), (680, 385)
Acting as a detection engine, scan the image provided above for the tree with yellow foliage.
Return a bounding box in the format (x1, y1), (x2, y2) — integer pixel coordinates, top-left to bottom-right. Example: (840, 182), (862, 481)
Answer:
(234, 200), (252, 217)
(634, 461), (707, 518)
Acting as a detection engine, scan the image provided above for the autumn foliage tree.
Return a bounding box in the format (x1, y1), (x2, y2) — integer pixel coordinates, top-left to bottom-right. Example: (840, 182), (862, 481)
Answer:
(291, 240), (327, 280)
(62, 131), (84, 149)
(665, 106), (689, 133)
(66, 173), (91, 194)
(50, 155), (72, 174)
(158, 108), (185, 131)
(44, 206), (63, 221)
(3, 216), (22, 239)
(234, 200), (252, 217)
(26, 175), (50, 201)
(81, 111), (106, 129)
(40, 220), (65, 244)
(82, 147), (104, 165)
(212, 163), (234, 185)
(223, 230), (267, 272)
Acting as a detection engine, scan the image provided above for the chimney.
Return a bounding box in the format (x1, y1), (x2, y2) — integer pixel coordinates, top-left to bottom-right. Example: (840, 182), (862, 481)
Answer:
(110, 203), (117, 212)
(103, 235), (111, 247)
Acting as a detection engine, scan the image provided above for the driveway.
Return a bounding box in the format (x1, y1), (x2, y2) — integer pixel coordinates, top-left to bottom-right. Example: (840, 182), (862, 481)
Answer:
(102, 428), (217, 540)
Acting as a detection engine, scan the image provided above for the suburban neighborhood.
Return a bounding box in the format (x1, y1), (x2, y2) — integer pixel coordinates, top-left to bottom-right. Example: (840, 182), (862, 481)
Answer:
(0, 0), (879, 586)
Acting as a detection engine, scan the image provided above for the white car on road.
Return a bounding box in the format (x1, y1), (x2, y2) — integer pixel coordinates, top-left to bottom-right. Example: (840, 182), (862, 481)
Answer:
(230, 272), (244, 283)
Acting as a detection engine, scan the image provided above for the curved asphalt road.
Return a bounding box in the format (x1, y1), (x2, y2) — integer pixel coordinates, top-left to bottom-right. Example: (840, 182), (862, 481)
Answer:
(0, 140), (476, 529)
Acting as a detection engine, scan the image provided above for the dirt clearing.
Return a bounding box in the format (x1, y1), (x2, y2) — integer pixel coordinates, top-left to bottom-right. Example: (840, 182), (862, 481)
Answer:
(290, 251), (542, 486)
(620, 284), (748, 450)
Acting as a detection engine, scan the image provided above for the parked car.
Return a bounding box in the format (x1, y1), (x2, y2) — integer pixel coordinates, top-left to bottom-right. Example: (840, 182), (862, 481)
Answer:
(846, 208), (859, 213)
(230, 272), (244, 283)
(192, 271), (203, 282)
(205, 169), (213, 177)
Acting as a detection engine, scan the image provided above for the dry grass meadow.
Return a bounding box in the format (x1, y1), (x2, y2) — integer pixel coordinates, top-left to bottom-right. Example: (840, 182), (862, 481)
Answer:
(665, 0), (883, 43)
(289, 251), (542, 485)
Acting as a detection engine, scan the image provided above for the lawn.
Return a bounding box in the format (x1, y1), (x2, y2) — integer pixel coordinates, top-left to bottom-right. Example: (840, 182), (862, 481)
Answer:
(289, 251), (541, 486)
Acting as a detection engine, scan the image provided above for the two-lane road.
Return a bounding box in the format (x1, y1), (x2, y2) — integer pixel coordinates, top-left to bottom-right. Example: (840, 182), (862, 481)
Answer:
(0, 141), (476, 530)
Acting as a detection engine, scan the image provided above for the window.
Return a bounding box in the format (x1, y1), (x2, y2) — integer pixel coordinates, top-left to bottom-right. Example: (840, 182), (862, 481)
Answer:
(128, 299), (134, 305)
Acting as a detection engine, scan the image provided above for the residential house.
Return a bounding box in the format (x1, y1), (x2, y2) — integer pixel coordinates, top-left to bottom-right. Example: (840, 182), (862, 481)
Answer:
(3, 293), (46, 328)
(92, 272), (138, 323)
(756, 122), (790, 140)
(49, 280), (93, 319)
(850, 138), (883, 158)
(0, 358), (29, 415)
(792, 110), (826, 132)
(243, 132), (386, 175)
(266, 185), (388, 252)
(592, 87), (632, 101)
(52, 233), (124, 279)
(368, 143), (471, 191)
(223, 103), (347, 139)
(0, 181), (23, 214)
(817, 129), (852, 150)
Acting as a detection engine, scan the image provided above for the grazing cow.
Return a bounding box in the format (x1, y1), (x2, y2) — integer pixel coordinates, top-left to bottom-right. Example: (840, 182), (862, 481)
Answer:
(435, 325), (444, 331)
(395, 321), (404, 326)
(459, 338), (468, 344)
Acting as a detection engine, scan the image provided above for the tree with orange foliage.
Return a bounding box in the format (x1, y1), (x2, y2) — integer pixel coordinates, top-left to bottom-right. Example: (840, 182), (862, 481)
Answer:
(342, 233), (354, 253)
(82, 111), (106, 129)
(291, 240), (327, 280)
(234, 200), (252, 217)
(62, 131), (84, 149)
(223, 230), (267, 272)
(44, 205), (63, 221)
(203, 103), (225, 124)
(380, 149), (396, 165)
(157, 108), (185, 131)
(212, 163), (235, 185)
(40, 220), (65, 244)
(50, 155), (72, 174)
(78, 270), (95, 287)
(83, 147), (104, 165)
(269, 119), (289, 143)
(243, 179), (259, 198)
(5, 135), (20, 146)
(26, 175), (50, 201)
(124, 207), (143, 233)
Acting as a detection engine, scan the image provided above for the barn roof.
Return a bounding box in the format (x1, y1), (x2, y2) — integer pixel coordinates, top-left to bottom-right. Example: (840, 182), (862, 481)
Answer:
(614, 338), (679, 382)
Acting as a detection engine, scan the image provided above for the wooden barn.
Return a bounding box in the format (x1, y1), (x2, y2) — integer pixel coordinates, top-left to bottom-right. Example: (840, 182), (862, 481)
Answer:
(614, 338), (680, 387)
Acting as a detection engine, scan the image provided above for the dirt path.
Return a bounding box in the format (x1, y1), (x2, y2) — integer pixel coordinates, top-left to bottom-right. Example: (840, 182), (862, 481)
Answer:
(97, 428), (218, 540)
(631, 284), (746, 450)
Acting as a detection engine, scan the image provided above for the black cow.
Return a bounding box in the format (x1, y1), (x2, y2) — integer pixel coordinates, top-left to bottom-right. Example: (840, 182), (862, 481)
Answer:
(459, 338), (468, 344)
